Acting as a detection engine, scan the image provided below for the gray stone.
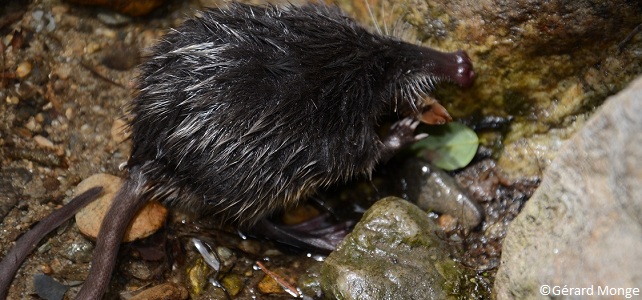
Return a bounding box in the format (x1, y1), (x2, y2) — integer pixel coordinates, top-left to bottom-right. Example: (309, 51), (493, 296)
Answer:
(320, 197), (480, 300)
(398, 159), (483, 230)
(494, 76), (642, 299)
(33, 274), (68, 300)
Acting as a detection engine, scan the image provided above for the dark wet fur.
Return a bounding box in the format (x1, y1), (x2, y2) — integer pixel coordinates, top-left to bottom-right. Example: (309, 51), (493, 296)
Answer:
(0, 3), (474, 299)
(128, 3), (471, 226)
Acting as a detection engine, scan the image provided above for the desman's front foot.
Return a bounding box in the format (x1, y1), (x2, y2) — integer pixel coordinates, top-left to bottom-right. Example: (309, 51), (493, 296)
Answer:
(380, 117), (428, 161)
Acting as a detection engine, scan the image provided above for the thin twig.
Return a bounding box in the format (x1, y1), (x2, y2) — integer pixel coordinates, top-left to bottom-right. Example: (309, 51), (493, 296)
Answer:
(618, 23), (642, 54)
(255, 261), (300, 297)
(79, 60), (126, 89)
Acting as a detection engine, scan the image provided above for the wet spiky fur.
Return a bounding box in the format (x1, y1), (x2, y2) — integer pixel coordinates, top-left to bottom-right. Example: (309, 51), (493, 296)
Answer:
(0, 3), (475, 299)
(127, 2), (472, 225)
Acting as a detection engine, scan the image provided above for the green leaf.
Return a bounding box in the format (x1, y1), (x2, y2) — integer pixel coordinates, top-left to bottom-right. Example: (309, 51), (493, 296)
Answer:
(411, 122), (479, 171)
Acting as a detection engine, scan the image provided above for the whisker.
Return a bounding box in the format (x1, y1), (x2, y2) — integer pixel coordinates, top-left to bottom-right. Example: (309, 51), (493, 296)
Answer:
(364, 0), (382, 35)
(381, 0), (389, 36)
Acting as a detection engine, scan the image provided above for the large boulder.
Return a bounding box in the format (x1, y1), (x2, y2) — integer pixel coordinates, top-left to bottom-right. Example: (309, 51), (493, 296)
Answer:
(494, 76), (642, 299)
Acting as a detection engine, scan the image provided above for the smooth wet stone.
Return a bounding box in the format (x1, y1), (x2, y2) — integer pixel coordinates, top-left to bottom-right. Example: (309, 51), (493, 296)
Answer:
(397, 159), (483, 230)
(494, 76), (642, 299)
(320, 197), (478, 300)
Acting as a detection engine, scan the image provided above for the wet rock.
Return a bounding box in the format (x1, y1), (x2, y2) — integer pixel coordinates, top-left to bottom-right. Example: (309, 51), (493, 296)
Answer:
(494, 76), (642, 298)
(187, 258), (209, 295)
(377, 0), (642, 179)
(60, 237), (94, 263)
(396, 159), (483, 230)
(75, 174), (168, 242)
(320, 197), (477, 299)
(126, 261), (153, 280)
(220, 273), (244, 297)
(298, 263), (323, 299)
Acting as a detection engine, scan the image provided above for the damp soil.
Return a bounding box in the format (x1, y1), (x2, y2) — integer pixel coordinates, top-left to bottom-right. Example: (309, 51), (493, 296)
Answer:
(0, 1), (538, 299)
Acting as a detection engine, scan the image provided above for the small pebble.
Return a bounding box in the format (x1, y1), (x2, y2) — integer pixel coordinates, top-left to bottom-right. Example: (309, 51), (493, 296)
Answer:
(80, 124), (91, 133)
(32, 10), (44, 21)
(54, 64), (72, 80)
(60, 238), (94, 263)
(16, 61), (32, 78)
(42, 102), (54, 111)
(51, 5), (70, 16)
(31, 11), (56, 32)
(6, 95), (19, 105)
(46, 14), (56, 32)
(128, 261), (153, 280)
(238, 239), (261, 255)
(85, 42), (101, 54)
(24, 117), (38, 131)
(65, 107), (74, 120)
(187, 258), (209, 295)
(91, 105), (104, 114)
(34, 135), (55, 149)
(35, 113), (45, 123)
(216, 246), (234, 264)
(437, 214), (458, 233)
(97, 12), (132, 26)
(41, 264), (53, 274)
(75, 174), (168, 242)
(95, 28), (117, 39)
(220, 274), (244, 297)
